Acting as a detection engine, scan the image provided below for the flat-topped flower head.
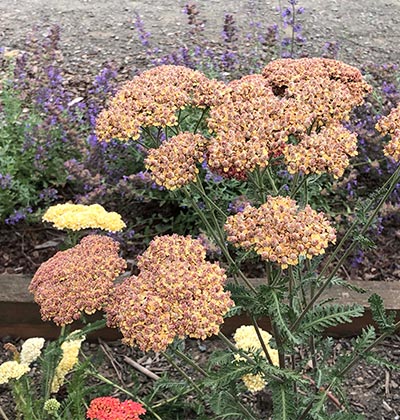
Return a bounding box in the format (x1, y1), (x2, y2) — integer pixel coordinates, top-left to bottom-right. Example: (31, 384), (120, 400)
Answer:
(106, 234), (234, 352)
(207, 74), (287, 180)
(225, 196), (336, 269)
(262, 58), (372, 128)
(233, 325), (279, 393)
(145, 132), (208, 190)
(0, 361), (30, 384)
(19, 337), (45, 365)
(376, 105), (400, 161)
(87, 397), (146, 420)
(284, 123), (358, 178)
(29, 235), (127, 325)
(96, 65), (226, 141)
(42, 203), (126, 232)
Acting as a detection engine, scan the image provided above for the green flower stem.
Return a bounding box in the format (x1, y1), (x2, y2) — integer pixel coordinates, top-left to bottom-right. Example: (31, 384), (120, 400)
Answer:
(183, 187), (256, 293)
(296, 380), (336, 420)
(193, 106), (209, 134)
(142, 126), (160, 148)
(161, 351), (204, 396)
(217, 332), (284, 384)
(338, 319), (400, 377)
(307, 260), (318, 373)
(291, 163), (400, 333)
(265, 264), (285, 368)
(152, 389), (194, 409)
(265, 166), (279, 196)
(171, 347), (258, 420)
(171, 348), (209, 377)
(303, 176), (308, 206)
(90, 371), (163, 420)
(251, 316), (275, 366)
(12, 379), (39, 420)
(290, 172), (300, 196)
(191, 181), (227, 219)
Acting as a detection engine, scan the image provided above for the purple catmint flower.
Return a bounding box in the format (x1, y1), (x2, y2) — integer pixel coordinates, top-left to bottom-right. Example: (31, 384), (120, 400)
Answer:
(5, 207), (32, 225)
(133, 12), (152, 48)
(0, 173), (12, 189)
(39, 187), (59, 201)
(351, 249), (364, 267)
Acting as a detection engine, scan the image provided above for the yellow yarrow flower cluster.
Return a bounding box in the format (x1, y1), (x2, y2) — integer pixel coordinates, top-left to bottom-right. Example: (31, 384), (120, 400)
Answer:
(145, 132), (208, 190)
(42, 203), (126, 232)
(30, 235), (127, 325)
(96, 65), (226, 141)
(51, 332), (85, 393)
(0, 361), (30, 384)
(284, 123), (358, 179)
(0, 337), (46, 384)
(233, 325), (279, 393)
(376, 104), (400, 161)
(106, 234), (234, 352)
(19, 337), (45, 365)
(225, 196), (336, 269)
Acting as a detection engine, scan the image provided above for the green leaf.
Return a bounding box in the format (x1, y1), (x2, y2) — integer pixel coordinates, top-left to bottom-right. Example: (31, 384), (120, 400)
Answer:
(270, 381), (297, 420)
(368, 293), (396, 334)
(364, 352), (400, 371)
(330, 276), (367, 294)
(299, 304), (364, 336)
(353, 325), (376, 352)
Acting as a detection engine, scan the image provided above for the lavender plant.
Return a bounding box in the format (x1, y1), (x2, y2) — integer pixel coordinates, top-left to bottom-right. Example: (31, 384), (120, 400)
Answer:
(133, 1), (307, 80)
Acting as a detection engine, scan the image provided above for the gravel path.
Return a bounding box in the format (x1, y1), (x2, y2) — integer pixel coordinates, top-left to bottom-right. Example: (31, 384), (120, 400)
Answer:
(1, 0), (400, 74)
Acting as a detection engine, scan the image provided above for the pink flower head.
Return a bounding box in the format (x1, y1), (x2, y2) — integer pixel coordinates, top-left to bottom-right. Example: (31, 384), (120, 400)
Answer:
(96, 65), (226, 142)
(29, 235), (127, 325)
(106, 234), (234, 352)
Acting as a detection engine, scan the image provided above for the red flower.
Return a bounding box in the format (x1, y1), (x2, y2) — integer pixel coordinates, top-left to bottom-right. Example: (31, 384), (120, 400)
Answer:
(87, 397), (146, 420)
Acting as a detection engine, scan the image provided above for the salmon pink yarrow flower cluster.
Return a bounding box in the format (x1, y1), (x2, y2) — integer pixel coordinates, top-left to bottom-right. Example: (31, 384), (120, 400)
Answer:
(262, 58), (372, 128)
(145, 132), (208, 190)
(96, 65), (226, 141)
(225, 196), (336, 269)
(87, 397), (146, 420)
(284, 123), (358, 178)
(376, 104), (400, 161)
(29, 235), (127, 325)
(42, 203), (126, 232)
(106, 234), (234, 352)
(233, 325), (279, 393)
(207, 74), (287, 180)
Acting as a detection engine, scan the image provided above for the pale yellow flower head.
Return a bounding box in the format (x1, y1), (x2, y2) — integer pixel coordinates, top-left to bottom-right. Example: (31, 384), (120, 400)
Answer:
(0, 361), (30, 384)
(242, 373), (267, 393)
(42, 203), (126, 232)
(20, 337), (45, 365)
(233, 325), (279, 393)
(51, 333), (85, 393)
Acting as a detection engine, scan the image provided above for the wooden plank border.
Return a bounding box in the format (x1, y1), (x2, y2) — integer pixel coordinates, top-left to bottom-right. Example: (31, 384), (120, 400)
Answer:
(0, 275), (399, 339)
